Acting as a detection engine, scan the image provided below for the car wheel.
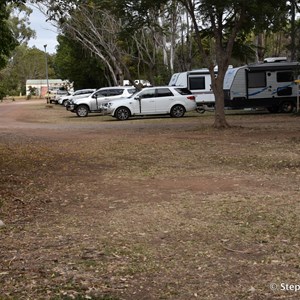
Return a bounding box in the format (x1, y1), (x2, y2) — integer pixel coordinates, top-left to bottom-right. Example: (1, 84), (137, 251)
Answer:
(115, 107), (130, 120)
(280, 101), (295, 113)
(170, 105), (185, 118)
(76, 105), (89, 117)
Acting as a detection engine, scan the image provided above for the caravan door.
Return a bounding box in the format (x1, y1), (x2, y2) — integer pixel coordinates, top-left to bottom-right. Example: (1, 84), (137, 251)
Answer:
(246, 70), (272, 102)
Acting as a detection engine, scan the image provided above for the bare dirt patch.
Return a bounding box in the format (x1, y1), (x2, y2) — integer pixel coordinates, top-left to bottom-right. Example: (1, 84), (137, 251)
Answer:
(1, 100), (300, 300)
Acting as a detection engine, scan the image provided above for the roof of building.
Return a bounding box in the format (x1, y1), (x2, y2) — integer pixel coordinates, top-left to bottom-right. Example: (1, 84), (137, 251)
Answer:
(26, 79), (63, 85)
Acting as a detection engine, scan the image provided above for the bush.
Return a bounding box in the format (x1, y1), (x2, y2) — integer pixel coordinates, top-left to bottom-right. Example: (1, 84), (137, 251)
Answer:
(0, 85), (6, 100)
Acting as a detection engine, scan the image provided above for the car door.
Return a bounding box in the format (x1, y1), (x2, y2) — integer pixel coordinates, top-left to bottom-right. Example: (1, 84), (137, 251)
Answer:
(154, 88), (175, 113)
(91, 90), (107, 110)
(98, 89), (127, 108)
(138, 89), (156, 114)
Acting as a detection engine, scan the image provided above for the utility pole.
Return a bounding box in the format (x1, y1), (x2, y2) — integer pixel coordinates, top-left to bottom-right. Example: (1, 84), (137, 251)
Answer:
(44, 44), (50, 103)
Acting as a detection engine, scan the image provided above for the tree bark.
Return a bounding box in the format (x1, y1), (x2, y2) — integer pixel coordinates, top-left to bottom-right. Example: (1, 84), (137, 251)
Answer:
(211, 69), (230, 128)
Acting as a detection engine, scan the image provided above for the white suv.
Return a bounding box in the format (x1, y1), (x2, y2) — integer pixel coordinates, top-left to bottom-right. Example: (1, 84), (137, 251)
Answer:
(58, 89), (96, 106)
(66, 86), (136, 117)
(101, 87), (196, 120)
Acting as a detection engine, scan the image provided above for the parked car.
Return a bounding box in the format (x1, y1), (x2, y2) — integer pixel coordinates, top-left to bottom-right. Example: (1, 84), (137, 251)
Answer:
(101, 86), (196, 120)
(47, 89), (70, 104)
(66, 86), (136, 117)
(58, 89), (96, 106)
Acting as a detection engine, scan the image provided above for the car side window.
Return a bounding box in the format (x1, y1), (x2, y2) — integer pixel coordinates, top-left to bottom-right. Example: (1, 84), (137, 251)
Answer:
(95, 91), (107, 97)
(108, 89), (124, 96)
(117, 89), (125, 95)
(139, 90), (156, 99)
(156, 88), (173, 97)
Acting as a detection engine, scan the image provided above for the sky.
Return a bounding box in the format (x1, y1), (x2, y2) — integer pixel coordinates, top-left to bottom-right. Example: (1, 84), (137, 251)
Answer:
(27, 4), (58, 54)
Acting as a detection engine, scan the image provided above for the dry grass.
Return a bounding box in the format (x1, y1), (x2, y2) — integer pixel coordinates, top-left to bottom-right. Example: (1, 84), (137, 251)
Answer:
(1, 101), (300, 299)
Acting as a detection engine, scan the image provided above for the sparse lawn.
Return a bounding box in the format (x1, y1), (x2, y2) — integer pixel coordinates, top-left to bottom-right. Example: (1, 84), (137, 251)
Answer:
(1, 100), (300, 299)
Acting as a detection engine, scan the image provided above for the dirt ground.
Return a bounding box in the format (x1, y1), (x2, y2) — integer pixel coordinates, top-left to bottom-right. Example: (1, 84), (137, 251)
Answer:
(1, 99), (300, 300)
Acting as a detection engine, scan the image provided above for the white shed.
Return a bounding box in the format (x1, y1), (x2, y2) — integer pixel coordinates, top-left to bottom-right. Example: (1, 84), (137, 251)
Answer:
(26, 79), (69, 96)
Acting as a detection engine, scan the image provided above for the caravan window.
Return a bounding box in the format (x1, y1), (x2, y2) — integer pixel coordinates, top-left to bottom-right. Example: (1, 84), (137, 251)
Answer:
(277, 71), (294, 82)
(189, 77), (205, 90)
(248, 71), (266, 88)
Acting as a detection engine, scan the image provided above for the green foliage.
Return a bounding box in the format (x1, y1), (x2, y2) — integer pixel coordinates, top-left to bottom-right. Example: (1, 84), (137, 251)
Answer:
(0, 0), (36, 71)
(197, 0), (288, 35)
(0, 80), (7, 100)
(0, 45), (56, 96)
(114, 0), (169, 32)
(7, 2), (36, 44)
(54, 35), (107, 89)
(0, 2), (18, 69)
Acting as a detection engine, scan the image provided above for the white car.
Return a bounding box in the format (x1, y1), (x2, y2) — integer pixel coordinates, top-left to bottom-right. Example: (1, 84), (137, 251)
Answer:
(58, 89), (96, 106)
(66, 86), (136, 117)
(101, 87), (196, 120)
(48, 89), (70, 104)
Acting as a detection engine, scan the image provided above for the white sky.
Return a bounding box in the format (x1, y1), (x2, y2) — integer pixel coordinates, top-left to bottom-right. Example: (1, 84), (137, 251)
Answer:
(27, 4), (58, 54)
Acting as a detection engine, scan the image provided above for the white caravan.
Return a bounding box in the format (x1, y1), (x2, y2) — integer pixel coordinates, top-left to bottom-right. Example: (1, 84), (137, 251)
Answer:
(224, 61), (300, 113)
(169, 68), (217, 109)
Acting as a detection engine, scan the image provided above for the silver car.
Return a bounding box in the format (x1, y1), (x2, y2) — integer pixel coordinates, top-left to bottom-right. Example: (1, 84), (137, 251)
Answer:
(66, 86), (137, 117)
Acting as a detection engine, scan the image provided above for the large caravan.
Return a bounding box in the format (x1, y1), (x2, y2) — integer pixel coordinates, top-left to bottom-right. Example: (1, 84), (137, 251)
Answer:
(224, 61), (300, 113)
(169, 69), (216, 109)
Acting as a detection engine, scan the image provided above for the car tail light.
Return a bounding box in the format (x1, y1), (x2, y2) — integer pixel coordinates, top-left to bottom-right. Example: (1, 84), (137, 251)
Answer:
(187, 96), (196, 101)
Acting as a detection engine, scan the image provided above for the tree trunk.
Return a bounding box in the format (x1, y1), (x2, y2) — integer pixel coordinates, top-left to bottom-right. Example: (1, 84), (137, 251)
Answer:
(290, 0), (296, 61)
(256, 33), (265, 62)
(211, 70), (230, 129)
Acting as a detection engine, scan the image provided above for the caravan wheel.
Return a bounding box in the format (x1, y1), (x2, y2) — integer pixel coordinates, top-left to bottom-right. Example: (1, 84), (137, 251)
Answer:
(280, 101), (295, 113)
(267, 106), (279, 113)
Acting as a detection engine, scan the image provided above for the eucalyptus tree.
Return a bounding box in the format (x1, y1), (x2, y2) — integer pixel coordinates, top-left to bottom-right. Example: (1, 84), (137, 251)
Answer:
(54, 34), (107, 89)
(0, 0), (37, 97)
(35, 0), (170, 86)
(288, 0), (300, 61)
(8, 2), (36, 44)
(178, 0), (289, 128)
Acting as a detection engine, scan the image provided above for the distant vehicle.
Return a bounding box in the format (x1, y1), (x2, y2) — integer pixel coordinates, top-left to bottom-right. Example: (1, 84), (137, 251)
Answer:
(46, 89), (70, 104)
(66, 86), (136, 117)
(263, 57), (287, 63)
(123, 79), (152, 87)
(58, 89), (96, 106)
(101, 86), (196, 120)
(224, 61), (300, 113)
